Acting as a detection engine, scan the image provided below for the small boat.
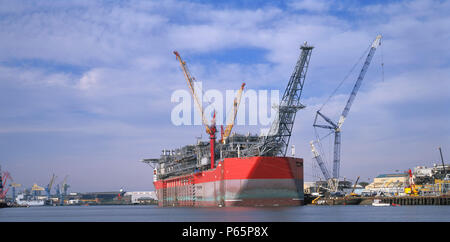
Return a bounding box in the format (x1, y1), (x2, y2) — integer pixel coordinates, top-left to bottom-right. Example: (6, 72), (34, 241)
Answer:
(372, 199), (390, 207)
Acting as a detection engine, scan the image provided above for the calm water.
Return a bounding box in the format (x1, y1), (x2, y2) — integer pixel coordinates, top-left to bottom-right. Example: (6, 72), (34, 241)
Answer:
(1, 205), (449, 222)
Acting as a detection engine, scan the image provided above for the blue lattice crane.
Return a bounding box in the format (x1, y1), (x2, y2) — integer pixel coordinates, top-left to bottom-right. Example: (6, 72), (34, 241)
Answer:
(59, 175), (69, 205)
(312, 35), (382, 191)
(10, 183), (21, 203)
(310, 141), (331, 180)
(45, 174), (56, 201)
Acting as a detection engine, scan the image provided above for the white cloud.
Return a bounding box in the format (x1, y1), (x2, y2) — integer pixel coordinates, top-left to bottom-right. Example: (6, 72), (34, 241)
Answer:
(78, 70), (100, 90)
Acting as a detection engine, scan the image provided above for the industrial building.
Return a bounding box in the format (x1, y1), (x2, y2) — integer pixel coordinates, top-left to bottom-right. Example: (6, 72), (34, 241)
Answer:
(364, 173), (409, 196)
(124, 191), (157, 204)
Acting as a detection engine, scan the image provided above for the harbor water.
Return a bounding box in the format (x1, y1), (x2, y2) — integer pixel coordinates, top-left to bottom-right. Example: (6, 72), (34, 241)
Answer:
(1, 205), (449, 222)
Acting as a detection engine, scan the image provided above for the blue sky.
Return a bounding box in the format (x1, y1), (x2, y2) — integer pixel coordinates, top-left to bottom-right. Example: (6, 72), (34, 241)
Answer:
(0, 0), (449, 192)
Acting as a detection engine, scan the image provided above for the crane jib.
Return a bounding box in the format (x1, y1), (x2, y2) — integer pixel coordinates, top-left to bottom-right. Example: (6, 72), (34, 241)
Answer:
(311, 34), (382, 183)
(339, 45), (377, 127)
(256, 43), (314, 157)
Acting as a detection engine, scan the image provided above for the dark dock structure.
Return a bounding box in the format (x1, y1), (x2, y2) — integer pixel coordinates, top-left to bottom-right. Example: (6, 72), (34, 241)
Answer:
(375, 195), (450, 206)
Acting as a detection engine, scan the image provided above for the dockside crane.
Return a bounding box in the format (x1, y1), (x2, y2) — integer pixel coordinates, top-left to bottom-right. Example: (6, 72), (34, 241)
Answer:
(45, 174), (56, 200)
(438, 147), (447, 176)
(311, 35), (382, 190)
(56, 175), (69, 205)
(31, 183), (45, 196)
(348, 176), (360, 197)
(174, 51), (220, 169)
(10, 183), (21, 202)
(62, 175), (69, 196)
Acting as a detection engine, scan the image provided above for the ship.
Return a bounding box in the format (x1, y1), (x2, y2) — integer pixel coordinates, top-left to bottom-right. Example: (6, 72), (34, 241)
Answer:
(142, 42), (314, 207)
(15, 194), (45, 207)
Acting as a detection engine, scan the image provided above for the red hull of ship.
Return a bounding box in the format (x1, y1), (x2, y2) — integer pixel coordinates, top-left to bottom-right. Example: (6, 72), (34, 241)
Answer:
(153, 156), (304, 207)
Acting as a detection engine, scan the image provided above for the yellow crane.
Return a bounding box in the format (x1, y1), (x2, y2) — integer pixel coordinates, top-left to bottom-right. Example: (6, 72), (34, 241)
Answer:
(173, 51), (213, 134)
(174, 51), (218, 169)
(311, 195), (322, 205)
(221, 82), (245, 144)
(347, 176), (360, 197)
(31, 183), (45, 191)
(10, 183), (21, 188)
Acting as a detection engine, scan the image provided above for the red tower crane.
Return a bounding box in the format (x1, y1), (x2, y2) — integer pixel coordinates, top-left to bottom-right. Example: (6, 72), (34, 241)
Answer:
(0, 167), (11, 199)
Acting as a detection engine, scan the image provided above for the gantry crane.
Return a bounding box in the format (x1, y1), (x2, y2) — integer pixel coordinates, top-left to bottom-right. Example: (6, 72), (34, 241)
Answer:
(31, 183), (45, 196)
(174, 51), (219, 169)
(221, 82), (246, 144)
(45, 174), (56, 200)
(311, 35), (382, 191)
(10, 183), (21, 202)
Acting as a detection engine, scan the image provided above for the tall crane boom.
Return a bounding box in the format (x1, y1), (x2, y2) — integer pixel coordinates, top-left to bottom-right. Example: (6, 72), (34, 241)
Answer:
(254, 42), (313, 157)
(222, 83), (246, 143)
(173, 51), (211, 134)
(46, 174), (56, 199)
(337, 35), (382, 128)
(310, 141), (331, 180)
(310, 141), (338, 191)
(312, 35), (381, 182)
(351, 176), (360, 194)
(438, 147), (446, 176)
(173, 51), (217, 169)
(48, 174), (56, 191)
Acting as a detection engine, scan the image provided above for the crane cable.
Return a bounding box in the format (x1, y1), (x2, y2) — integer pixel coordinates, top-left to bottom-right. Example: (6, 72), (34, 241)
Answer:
(380, 39), (385, 82)
(313, 126), (333, 175)
(313, 43), (371, 180)
(318, 44), (371, 112)
(313, 37), (384, 181)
